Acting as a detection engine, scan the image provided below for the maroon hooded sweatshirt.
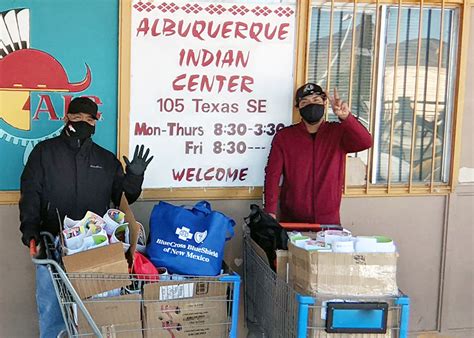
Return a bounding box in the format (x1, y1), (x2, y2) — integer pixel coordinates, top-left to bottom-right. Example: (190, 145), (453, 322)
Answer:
(264, 114), (372, 224)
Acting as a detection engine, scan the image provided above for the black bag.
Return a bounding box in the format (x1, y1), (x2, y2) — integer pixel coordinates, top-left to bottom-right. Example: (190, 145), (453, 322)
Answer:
(245, 204), (289, 271)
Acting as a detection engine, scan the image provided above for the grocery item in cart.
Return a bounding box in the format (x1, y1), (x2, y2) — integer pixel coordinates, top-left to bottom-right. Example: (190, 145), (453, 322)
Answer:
(354, 235), (397, 253)
(64, 216), (81, 229)
(332, 240), (355, 253)
(110, 223), (130, 252)
(80, 212), (107, 233)
(104, 208), (126, 236)
(61, 195), (140, 299)
(62, 208), (144, 255)
(62, 213), (110, 255)
(316, 229), (352, 245)
(63, 225), (86, 249)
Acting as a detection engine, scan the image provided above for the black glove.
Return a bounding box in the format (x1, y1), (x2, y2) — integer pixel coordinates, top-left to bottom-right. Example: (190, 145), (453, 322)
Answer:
(21, 230), (40, 247)
(123, 145), (154, 176)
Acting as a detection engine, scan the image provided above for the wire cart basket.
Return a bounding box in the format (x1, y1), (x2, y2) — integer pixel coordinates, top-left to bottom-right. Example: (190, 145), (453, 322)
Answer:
(243, 234), (410, 338)
(32, 233), (240, 337)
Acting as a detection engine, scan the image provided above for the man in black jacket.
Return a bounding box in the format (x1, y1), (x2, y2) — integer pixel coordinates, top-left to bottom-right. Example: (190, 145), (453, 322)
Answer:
(19, 97), (153, 337)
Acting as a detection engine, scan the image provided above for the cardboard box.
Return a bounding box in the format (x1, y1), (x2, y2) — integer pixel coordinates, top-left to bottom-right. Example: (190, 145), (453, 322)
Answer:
(275, 250), (289, 281)
(62, 194), (140, 299)
(63, 243), (130, 299)
(249, 238), (288, 281)
(142, 280), (229, 337)
(77, 293), (142, 337)
(288, 242), (398, 296)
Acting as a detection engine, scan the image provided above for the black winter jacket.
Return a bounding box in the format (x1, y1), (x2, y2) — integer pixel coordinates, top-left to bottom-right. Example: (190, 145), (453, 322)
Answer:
(19, 130), (143, 244)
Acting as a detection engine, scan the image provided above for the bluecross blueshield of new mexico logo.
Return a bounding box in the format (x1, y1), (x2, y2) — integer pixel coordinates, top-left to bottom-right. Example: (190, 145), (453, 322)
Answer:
(0, 8), (92, 163)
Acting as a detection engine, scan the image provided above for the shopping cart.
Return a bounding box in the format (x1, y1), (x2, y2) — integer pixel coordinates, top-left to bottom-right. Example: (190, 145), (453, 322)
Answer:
(31, 232), (240, 337)
(243, 228), (410, 338)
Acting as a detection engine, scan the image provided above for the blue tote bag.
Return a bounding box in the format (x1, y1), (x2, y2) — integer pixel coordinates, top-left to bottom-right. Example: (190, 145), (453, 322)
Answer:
(147, 201), (235, 276)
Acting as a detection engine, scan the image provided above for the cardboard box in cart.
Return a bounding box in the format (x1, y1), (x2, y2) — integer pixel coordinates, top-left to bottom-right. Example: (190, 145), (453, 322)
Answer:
(142, 279), (229, 337)
(250, 238), (288, 280)
(77, 293), (142, 338)
(62, 195), (140, 299)
(288, 242), (399, 297)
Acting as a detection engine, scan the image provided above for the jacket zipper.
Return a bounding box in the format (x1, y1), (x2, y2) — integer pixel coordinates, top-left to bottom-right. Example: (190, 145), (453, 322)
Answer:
(74, 138), (83, 210)
(312, 132), (317, 222)
(74, 146), (79, 210)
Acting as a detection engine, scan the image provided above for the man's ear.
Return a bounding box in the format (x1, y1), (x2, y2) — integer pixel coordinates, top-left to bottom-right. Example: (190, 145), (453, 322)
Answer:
(63, 114), (69, 124)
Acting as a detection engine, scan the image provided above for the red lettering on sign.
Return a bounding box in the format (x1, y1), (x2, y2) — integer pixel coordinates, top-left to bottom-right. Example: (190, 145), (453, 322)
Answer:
(172, 74), (253, 93)
(171, 167), (249, 182)
(33, 95), (59, 120)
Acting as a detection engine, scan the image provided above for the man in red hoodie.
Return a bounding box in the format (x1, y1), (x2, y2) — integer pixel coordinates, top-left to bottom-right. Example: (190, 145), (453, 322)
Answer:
(264, 83), (372, 225)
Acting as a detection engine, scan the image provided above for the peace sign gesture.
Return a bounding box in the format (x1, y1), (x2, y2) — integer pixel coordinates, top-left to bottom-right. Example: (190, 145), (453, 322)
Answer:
(328, 88), (350, 120)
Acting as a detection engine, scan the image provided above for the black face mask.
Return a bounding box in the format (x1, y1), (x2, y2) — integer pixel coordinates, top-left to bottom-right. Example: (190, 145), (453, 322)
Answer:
(299, 104), (325, 124)
(66, 121), (95, 140)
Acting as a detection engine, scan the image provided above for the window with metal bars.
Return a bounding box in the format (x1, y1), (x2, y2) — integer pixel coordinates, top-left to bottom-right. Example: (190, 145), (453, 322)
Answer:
(307, 2), (459, 192)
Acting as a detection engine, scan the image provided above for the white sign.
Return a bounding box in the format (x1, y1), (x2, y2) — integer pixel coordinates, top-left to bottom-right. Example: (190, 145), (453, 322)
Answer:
(159, 283), (194, 300)
(130, 0), (296, 188)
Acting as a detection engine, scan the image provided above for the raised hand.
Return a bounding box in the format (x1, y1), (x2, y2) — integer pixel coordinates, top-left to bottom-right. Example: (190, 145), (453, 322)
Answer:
(123, 145), (154, 176)
(328, 88), (350, 120)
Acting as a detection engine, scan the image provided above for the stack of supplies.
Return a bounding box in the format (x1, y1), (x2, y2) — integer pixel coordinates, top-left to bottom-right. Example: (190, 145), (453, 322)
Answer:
(63, 210), (147, 255)
(288, 229), (397, 254)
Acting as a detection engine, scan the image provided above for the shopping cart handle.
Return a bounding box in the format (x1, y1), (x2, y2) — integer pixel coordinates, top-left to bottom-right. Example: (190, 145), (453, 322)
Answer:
(280, 223), (343, 232)
(29, 239), (37, 257)
(281, 223), (321, 230)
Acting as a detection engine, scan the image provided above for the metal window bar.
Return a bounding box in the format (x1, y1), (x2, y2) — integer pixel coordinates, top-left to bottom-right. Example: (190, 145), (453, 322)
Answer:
(366, 0), (381, 192)
(313, 7), (322, 80)
(441, 10), (451, 183)
(348, 0), (358, 110)
(372, 5), (388, 185)
(399, 8), (412, 183)
(408, 1), (425, 192)
(337, 11), (344, 89)
(356, 12), (366, 120)
(343, 0), (358, 194)
(387, 0), (403, 193)
(325, 0), (336, 121)
(441, 8), (455, 185)
(420, 8), (433, 182)
(442, 9), (455, 184)
(430, 1), (445, 190)
(444, 8), (458, 185)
